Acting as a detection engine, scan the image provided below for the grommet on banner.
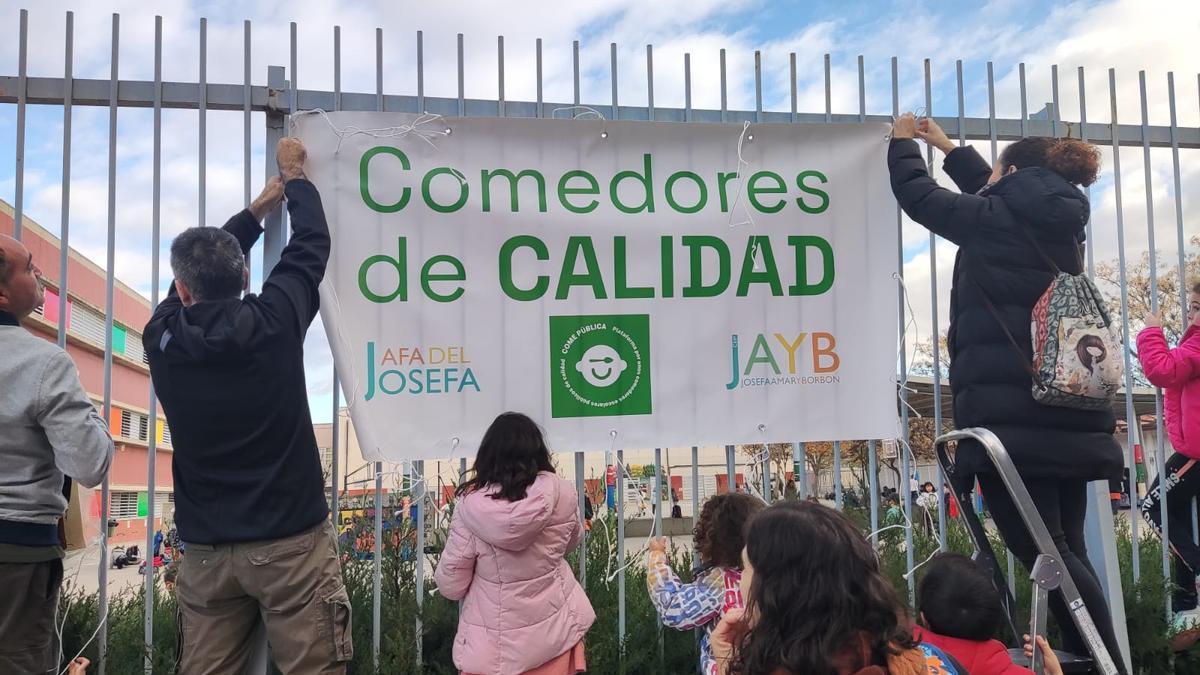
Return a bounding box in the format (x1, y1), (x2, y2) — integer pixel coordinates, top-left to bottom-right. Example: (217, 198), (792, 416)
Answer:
(600, 130), (609, 139)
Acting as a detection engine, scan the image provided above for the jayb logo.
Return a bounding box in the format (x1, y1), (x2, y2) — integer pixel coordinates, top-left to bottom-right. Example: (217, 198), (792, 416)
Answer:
(549, 314), (652, 418)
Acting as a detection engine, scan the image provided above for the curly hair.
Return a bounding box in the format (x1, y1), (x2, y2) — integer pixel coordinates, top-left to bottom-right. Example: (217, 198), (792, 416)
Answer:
(693, 493), (764, 570)
(999, 137), (1101, 187)
(733, 501), (914, 675)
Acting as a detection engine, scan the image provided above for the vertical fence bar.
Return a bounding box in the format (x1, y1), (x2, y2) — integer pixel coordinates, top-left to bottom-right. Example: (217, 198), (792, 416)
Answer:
(647, 44), (654, 120)
(763, 441), (773, 503)
(330, 24), (342, 519)
(416, 30), (424, 113)
(415, 459), (426, 668)
(956, 60), (965, 147)
(1110, 68), (1141, 581)
(198, 17), (206, 227)
(691, 446), (700, 556)
(892, 55), (915, 602)
(97, 15), (119, 675)
(536, 38), (543, 118)
(57, 11), (73, 348)
(654, 446), (664, 664)
(685, 53), (692, 123)
(1019, 63), (1028, 137)
(497, 36), (505, 117)
(372, 27), (385, 670)
(143, 17), (163, 673)
(796, 442), (807, 499)
(790, 53), (797, 123)
(1167, 72), (1195, 549)
(755, 50), (763, 123)
(720, 49), (727, 123)
(573, 41), (580, 107)
(457, 34), (465, 117)
(834, 441), (843, 509)
(726, 445), (735, 490)
(1168, 73), (1185, 320)
(617, 447), (626, 659)
(576, 451), (586, 581)
(824, 53), (831, 123)
(868, 440), (879, 545)
(289, 22), (297, 116)
(1080, 67), (1094, 276)
(13, 9), (27, 240)
(1140, 71), (1171, 621)
(610, 43), (619, 120)
(858, 55), (866, 122)
(923, 58), (947, 550)
(243, 21), (251, 210)
(987, 62), (998, 163)
(1051, 65), (1061, 138)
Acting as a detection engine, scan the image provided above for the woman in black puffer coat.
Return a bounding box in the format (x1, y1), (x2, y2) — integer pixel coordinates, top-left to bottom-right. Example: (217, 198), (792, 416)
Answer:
(888, 113), (1125, 670)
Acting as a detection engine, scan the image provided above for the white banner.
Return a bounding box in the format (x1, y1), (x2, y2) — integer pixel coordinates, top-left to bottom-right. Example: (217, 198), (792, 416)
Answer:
(295, 112), (899, 461)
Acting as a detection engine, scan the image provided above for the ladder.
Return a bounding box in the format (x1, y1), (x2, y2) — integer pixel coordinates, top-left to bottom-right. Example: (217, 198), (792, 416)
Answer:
(935, 428), (1120, 675)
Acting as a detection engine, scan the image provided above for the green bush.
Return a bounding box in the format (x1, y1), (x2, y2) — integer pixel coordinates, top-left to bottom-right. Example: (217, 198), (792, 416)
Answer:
(54, 507), (1200, 673)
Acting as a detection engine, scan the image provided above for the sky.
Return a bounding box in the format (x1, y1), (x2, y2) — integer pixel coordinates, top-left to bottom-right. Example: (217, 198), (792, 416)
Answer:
(0, 0), (1197, 426)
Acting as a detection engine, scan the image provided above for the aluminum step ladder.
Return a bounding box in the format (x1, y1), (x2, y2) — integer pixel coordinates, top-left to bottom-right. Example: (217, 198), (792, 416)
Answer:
(935, 428), (1120, 675)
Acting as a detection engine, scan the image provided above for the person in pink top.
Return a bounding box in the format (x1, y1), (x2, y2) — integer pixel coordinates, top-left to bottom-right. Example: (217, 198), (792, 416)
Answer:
(1138, 284), (1200, 629)
(434, 412), (595, 675)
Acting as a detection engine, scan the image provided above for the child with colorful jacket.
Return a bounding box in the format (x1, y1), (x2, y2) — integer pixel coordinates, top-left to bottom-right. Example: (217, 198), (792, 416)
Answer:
(1138, 288), (1200, 626)
(646, 493), (763, 675)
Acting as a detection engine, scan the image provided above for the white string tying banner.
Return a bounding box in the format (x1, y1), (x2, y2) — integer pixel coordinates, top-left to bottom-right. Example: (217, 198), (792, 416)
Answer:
(290, 108), (454, 154)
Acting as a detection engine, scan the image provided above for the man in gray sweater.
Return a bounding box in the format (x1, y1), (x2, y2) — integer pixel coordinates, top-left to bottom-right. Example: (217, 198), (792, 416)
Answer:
(0, 233), (114, 672)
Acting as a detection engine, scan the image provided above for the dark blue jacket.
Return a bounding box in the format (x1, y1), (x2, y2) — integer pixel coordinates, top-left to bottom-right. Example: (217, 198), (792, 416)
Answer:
(143, 179), (331, 544)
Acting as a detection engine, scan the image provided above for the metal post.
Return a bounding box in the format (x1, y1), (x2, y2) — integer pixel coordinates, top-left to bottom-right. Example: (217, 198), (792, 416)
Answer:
(1079, 67), (1094, 276)
(198, 18), (206, 227)
(647, 44), (654, 121)
(1019, 63), (1028, 138)
(796, 442), (807, 499)
(617, 448), (626, 658)
(823, 53), (831, 123)
(415, 459), (426, 668)
(97, 15), (118, 674)
(535, 38), (542, 119)
(371, 29), (385, 671)
(789, 53), (797, 123)
(653, 446), (664, 664)
(691, 446), (700, 558)
(720, 49), (727, 123)
(1109, 68), (1141, 581)
(610, 43), (618, 120)
(1139, 71), (1171, 621)
(243, 21), (251, 211)
(893, 55), (915, 602)
(143, 17), (162, 673)
(923, 58), (947, 550)
(576, 451), (586, 581)
(457, 34), (465, 117)
(330, 24), (342, 520)
(57, 11), (73, 348)
(725, 445), (735, 492)
(755, 50), (763, 123)
(497, 36), (505, 118)
(13, 9), (27, 241)
(869, 440), (880, 546)
(834, 440), (843, 509)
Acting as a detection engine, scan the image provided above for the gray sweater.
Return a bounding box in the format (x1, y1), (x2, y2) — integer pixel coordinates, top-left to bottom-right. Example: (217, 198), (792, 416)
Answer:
(0, 320), (113, 531)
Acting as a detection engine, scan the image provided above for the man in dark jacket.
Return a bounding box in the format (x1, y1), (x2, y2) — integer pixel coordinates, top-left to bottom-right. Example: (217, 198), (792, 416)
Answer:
(888, 113), (1125, 671)
(143, 138), (351, 673)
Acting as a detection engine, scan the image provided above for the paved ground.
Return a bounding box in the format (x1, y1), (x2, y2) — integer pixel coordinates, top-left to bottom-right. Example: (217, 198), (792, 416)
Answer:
(62, 543), (153, 597)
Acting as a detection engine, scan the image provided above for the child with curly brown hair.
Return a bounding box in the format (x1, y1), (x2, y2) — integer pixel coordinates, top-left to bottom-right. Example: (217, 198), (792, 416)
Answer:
(646, 492), (764, 675)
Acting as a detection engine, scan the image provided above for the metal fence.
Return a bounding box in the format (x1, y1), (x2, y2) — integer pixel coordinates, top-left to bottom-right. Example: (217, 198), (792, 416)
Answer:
(3, 8), (1199, 674)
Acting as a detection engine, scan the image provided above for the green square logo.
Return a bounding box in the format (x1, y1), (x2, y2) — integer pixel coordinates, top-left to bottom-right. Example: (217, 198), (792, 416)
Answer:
(549, 314), (652, 418)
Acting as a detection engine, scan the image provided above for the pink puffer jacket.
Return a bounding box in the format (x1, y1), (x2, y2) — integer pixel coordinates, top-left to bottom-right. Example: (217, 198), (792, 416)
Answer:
(1137, 325), (1200, 459)
(435, 471), (595, 675)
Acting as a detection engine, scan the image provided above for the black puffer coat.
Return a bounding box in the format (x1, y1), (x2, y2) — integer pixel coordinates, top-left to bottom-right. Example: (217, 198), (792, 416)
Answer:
(888, 139), (1123, 482)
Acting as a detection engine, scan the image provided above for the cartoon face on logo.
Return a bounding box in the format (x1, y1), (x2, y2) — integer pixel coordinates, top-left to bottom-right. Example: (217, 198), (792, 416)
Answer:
(549, 314), (653, 418)
(575, 344), (627, 388)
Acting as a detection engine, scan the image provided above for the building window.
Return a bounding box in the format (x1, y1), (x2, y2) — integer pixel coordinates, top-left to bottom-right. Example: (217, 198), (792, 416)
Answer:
(120, 410), (150, 442)
(111, 491), (139, 519)
(70, 303), (107, 346)
(161, 423), (172, 447)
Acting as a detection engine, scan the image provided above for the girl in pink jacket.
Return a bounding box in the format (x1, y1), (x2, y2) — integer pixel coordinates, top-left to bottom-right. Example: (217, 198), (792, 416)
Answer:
(1137, 287), (1200, 626)
(435, 413), (595, 675)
